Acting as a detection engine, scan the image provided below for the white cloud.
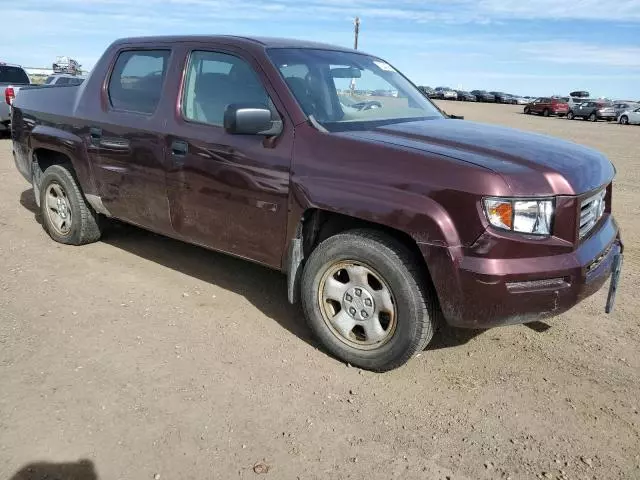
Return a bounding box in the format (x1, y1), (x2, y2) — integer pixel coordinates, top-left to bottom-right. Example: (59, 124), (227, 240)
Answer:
(522, 41), (640, 68)
(476, 0), (640, 22)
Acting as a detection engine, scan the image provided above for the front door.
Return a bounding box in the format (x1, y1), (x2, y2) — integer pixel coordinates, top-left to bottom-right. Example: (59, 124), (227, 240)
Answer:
(164, 47), (292, 268)
(92, 48), (173, 233)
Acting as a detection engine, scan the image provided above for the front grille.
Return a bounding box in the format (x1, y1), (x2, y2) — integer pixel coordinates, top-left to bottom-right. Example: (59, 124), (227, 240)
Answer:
(579, 189), (606, 239)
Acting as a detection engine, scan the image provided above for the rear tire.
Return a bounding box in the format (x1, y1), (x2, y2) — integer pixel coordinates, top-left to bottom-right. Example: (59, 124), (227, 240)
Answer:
(543, 108), (550, 117)
(39, 164), (102, 245)
(567, 111), (575, 120)
(301, 229), (437, 371)
(620, 115), (629, 125)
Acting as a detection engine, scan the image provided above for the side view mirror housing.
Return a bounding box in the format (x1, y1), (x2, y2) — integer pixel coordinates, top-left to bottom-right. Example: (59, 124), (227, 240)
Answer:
(224, 103), (283, 136)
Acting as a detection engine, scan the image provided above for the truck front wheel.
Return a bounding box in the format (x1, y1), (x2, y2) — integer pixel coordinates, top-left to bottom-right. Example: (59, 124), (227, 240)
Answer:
(39, 164), (102, 245)
(301, 229), (437, 371)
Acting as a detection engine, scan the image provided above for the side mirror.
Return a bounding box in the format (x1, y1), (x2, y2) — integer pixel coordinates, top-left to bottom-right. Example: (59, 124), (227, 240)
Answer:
(224, 103), (283, 136)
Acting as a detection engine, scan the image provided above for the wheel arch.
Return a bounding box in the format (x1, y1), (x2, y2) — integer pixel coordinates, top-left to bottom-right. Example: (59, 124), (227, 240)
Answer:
(30, 125), (96, 196)
(284, 184), (459, 305)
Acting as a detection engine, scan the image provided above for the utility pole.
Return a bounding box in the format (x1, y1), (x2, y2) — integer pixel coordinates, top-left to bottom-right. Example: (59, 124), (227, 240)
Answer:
(354, 17), (360, 50)
(351, 17), (360, 94)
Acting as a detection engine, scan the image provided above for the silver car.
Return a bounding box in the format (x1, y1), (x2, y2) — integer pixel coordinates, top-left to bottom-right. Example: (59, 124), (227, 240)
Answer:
(44, 74), (86, 86)
(0, 63), (30, 132)
(612, 101), (639, 117)
(618, 106), (640, 125)
(434, 87), (458, 100)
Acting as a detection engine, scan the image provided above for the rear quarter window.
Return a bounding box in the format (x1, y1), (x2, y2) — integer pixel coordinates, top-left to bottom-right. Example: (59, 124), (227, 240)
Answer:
(0, 65), (30, 84)
(108, 50), (170, 114)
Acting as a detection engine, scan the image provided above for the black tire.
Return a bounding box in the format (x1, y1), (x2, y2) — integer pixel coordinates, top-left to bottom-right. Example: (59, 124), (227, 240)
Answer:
(567, 111), (574, 120)
(543, 108), (550, 117)
(620, 115), (629, 125)
(589, 112), (597, 122)
(524, 106), (531, 114)
(301, 229), (437, 371)
(39, 164), (102, 245)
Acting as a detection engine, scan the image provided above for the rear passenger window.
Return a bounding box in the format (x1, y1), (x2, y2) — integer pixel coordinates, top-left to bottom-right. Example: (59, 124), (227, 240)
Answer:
(182, 51), (273, 126)
(57, 77), (70, 85)
(108, 50), (170, 114)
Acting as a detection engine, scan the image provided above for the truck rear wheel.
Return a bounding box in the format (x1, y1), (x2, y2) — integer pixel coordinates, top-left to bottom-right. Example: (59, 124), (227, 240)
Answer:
(39, 164), (102, 245)
(300, 229), (437, 371)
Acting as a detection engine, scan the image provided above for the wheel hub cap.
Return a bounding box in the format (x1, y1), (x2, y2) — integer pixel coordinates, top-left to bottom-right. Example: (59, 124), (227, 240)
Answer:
(45, 182), (72, 235)
(318, 261), (397, 350)
(343, 286), (375, 321)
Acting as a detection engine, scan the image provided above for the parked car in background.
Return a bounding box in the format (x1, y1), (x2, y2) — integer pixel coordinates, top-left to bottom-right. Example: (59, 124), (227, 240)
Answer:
(489, 91), (512, 103)
(567, 91), (591, 110)
(371, 89), (398, 97)
(524, 97), (569, 117)
(471, 90), (495, 102)
(567, 100), (616, 121)
(417, 86), (435, 98)
(455, 90), (477, 101)
(434, 87), (458, 100)
(1, 62), (31, 132)
(612, 101), (638, 117)
(618, 106), (640, 125)
(44, 74), (86, 86)
(10, 35), (622, 371)
(513, 96), (529, 105)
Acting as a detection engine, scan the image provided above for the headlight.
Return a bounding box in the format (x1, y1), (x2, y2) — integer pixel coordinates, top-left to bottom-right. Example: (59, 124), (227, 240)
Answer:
(483, 198), (554, 235)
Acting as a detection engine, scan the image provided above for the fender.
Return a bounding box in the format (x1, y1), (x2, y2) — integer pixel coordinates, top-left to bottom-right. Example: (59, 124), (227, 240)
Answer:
(29, 125), (98, 196)
(284, 178), (464, 303)
(287, 176), (462, 250)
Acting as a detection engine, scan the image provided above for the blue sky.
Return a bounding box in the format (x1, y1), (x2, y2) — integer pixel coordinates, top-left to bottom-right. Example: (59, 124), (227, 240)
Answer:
(4, 0), (640, 99)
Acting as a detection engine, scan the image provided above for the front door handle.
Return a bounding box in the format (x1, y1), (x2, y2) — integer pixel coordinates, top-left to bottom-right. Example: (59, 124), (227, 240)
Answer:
(171, 140), (188, 157)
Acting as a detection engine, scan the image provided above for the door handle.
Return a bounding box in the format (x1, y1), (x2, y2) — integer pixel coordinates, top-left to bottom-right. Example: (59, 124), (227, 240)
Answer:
(171, 140), (188, 157)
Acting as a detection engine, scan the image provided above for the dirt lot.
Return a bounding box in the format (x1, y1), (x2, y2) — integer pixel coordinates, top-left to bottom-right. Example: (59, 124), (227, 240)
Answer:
(1, 103), (639, 480)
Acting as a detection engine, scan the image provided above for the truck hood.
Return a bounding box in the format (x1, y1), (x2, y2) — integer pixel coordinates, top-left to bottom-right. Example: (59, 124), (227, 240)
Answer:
(338, 119), (615, 195)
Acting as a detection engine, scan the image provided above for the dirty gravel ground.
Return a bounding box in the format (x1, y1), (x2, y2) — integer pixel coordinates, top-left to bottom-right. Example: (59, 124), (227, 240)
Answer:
(0, 103), (639, 480)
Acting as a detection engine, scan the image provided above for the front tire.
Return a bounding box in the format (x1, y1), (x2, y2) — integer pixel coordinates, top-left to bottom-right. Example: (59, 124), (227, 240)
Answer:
(567, 111), (575, 120)
(543, 108), (550, 117)
(620, 115), (629, 125)
(524, 106), (531, 114)
(589, 112), (597, 122)
(301, 229), (437, 371)
(39, 164), (102, 245)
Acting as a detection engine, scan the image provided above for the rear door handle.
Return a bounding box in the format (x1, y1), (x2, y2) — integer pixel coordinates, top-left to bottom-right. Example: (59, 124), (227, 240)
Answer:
(171, 140), (188, 157)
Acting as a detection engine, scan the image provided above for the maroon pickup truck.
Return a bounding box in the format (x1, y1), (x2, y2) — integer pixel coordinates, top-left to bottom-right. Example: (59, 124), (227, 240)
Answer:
(11, 36), (623, 371)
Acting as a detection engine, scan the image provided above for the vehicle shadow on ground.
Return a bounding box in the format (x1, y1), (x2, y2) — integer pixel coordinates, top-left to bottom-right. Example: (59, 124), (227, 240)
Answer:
(19, 188), (482, 354)
(426, 324), (485, 351)
(7, 459), (98, 480)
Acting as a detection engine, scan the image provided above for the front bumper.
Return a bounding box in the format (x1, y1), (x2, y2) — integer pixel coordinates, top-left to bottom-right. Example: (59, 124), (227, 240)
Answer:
(419, 215), (622, 328)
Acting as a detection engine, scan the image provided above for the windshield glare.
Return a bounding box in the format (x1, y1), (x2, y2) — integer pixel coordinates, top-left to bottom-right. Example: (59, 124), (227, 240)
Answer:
(267, 48), (443, 130)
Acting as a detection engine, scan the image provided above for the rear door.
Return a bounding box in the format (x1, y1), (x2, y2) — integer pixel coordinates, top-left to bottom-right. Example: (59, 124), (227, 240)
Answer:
(162, 44), (293, 267)
(530, 98), (543, 113)
(91, 47), (174, 232)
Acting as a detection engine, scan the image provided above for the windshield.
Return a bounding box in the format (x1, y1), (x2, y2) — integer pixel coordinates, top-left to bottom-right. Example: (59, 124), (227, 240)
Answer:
(267, 48), (443, 131)
(0, 65), (30, 84)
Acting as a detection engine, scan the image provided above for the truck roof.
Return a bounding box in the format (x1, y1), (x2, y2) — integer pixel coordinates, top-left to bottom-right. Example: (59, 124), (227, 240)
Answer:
(112, 35), (360, 53)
